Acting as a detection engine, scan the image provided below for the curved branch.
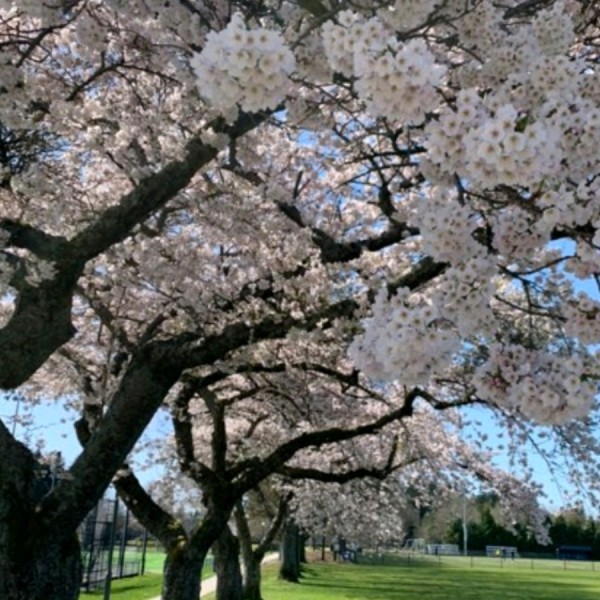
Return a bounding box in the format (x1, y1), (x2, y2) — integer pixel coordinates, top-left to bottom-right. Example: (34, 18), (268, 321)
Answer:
(70, 111), (271, 263)
(230, 388), (421, 493)
(113, 467), (188, 553)
(0, 219), (70, 260)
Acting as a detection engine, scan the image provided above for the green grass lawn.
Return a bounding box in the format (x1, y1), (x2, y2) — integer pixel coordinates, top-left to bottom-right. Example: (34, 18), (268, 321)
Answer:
(79, 549), (215, 600)
(225, 559), (600, 600)
(80, 574), (163, 600)
(130, 547), (214, 574)
(83, 555), (600, 600)
(140, 548), (167, 574)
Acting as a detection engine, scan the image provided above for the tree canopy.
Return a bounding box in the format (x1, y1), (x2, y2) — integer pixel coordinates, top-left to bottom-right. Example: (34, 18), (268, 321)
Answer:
(1, 1), (600, 599)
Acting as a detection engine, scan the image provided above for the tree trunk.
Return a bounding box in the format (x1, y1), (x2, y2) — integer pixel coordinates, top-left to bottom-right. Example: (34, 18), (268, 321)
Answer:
(0, 536), (82, 600)
(235, 499), (266, 600)
(237, 515), (264, 600)
(242, 555), (263, 600)
(300, 534), (308, 563)
(279, 520), (301, 582)
(0, 423), (83, 600)
(161, 543), (206, 600)
(213, 525), (243, 600)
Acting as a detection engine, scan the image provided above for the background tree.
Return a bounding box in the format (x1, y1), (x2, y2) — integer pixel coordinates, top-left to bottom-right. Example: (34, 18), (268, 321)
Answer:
(234, 487), (289, 600)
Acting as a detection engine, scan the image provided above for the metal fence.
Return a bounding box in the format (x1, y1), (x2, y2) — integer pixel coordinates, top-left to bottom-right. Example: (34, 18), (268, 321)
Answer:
(79, 494), (148, 591)
(358, 550), (600, 573)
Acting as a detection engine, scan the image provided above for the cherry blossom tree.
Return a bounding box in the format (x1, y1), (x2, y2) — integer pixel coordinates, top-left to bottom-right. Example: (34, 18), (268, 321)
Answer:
(118, 354), (555, 600)
(110, 351), (420, 600)
(1, 2), (600, 599)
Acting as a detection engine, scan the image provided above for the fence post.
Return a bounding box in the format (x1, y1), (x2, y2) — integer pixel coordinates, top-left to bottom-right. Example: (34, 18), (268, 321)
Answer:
(84, 503), (99, 592)
(103, 496), (119, 600)
(140, 529), (148, 575)
(118, 506), (129, 578)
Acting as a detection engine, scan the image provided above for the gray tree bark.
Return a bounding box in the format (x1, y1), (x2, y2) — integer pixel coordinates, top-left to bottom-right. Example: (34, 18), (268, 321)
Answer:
(213, 525), (243, 600)
(0, 422), (82, 600)
(279, 519), (301, 582)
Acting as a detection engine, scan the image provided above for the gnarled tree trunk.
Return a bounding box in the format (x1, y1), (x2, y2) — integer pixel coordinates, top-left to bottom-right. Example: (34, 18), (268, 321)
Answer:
(0, 536), (82, 600)
(162, 543), (206, 600)
(0, 424), (83, 600)
(279, 519), (301, 582)
(113, 467), (241, 600)
(213, 524), (243, 600)
(242, 555), (263, 600)
(235, 493), (288, 600)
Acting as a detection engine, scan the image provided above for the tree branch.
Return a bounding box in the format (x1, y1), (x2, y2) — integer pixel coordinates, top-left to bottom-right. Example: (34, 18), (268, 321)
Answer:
(229, 388), (421, 493)
(113, 467), (188, 553)
(0, 111), (272, 390)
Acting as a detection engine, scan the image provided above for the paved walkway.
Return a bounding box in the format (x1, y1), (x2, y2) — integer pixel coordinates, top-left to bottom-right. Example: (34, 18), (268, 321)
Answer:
(148, 553), (279, 600)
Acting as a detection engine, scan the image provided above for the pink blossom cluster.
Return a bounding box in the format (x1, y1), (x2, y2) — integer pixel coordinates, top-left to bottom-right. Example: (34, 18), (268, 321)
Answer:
(191, 13), (295, 113)
(348, 287), (458, 385)
(321, 11), (445, 123)
(413, 190), (484, 265)
(430, 259), (497, 338)
(427, 100), (562, 189)
(563, 294), (600, 345)
(473, 344), (596, 425)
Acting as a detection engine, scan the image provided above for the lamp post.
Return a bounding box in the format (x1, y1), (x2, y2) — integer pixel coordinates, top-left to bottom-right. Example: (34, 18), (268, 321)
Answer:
(462, 492), (468, 556)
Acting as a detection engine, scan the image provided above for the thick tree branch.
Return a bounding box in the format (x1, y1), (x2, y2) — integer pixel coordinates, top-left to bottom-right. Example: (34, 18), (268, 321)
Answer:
(204, 389), (227, 475)
(0, 111), (271, 390)
(70, 111), (271, 263)
(229, 388), (421, 493)
(171, 379), (212, 482)
(255, 492), (290, 558)
(277, 464), (396, 483)
(113, 467), (188, 553)
(0, 270), (79, 388)
(276, 436), (409, 484)
(0, 220), (70, 260)
(36, 292), (357, 537)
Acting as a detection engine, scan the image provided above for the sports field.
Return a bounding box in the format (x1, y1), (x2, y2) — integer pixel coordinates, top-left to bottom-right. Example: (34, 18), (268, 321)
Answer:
(81, 552), (600, 600)
(204, 557), (600, 600)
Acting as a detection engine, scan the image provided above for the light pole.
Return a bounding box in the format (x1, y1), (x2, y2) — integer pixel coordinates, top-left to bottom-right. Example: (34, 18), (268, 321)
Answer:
(462, 492), (468, 556)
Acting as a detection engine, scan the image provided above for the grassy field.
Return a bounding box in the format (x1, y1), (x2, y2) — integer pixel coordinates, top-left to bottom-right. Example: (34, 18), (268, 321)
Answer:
(203, 558), (600, 600)
(80, 574), (163, 600)
(81, 553), (600, 600)
(360, 551), (600, 573)
(79, 549), (215, 600)
(140, 548), (167, 574)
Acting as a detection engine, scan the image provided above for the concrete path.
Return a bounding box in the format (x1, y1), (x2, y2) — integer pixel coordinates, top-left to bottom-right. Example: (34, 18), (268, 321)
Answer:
(147, 553), (279, 600)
